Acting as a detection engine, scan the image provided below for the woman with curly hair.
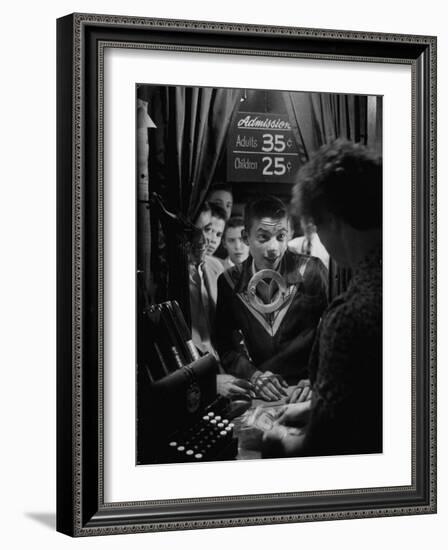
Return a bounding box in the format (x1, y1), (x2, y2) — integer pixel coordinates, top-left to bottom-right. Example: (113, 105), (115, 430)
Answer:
(264, 139), (383, 457)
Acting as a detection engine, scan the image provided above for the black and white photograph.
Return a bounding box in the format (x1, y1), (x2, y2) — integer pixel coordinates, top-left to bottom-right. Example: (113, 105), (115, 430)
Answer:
(52, 8), (437, 540)
(136, 84), (383, 465)
(1, 0), (443, 544)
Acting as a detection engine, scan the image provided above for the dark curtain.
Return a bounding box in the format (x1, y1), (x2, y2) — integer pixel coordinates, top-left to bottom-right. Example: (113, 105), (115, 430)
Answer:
(283, 91), (380, 301)
(283, 92), (368, 158)
(141, 86), (241, 320)
(160, 86), (241, 219)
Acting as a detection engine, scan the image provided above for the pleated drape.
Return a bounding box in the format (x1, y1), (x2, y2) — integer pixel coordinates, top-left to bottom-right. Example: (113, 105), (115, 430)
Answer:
(161, 86), (241, 219)
(284, 91), (380, 300)
(139, 86), (241, 320)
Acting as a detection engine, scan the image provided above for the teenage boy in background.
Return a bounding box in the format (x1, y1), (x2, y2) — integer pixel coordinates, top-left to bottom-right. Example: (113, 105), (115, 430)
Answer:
(188, 202), (223, 356)
(221, 216), (250, 270)
(206, 183), (234, 261)
(206, 183), (233, 220)
(204, 203), (227, 257)
(214, 196), (328, 401)
(188, 202), (255, 400)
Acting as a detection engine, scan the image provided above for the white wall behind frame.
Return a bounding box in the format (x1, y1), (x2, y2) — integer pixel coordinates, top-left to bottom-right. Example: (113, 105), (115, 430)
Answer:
(0, 1), (444, 550)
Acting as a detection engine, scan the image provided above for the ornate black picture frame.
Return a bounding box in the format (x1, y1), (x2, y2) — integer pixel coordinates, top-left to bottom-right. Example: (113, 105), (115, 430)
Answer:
(56, 13), (437, 536)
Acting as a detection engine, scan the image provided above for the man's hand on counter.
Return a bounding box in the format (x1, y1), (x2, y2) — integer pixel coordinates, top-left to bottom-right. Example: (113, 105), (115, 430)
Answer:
(262, 423), (307, 458)
(217, 374), (256, 400)
(287, 379), (312, 404)
(260, 401), (312, 457)
(251, 370), (288, 402)
(277, 400), (312, 427)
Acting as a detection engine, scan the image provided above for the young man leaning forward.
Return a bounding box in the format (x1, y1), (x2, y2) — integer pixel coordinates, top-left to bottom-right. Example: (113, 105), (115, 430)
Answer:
(214, 195), (328, 402)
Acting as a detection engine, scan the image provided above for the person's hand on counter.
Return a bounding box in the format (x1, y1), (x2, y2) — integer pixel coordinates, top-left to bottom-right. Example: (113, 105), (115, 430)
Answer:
(262, 423), (306, 458)
(287, 379), (312, 404)
(277, 400), (312, 427)
(250, 370), (288, 402)
(261, 401), (311, 457)
(217, 374), (256, 400)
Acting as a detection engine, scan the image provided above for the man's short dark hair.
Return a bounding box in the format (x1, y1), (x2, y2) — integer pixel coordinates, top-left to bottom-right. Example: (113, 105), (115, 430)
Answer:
(209, 202), (227, 222)
(208, 182), (233, 195)
(292, 139), (382, 230)
(194, 200), (211, 224)
(244, 196), (288, 233)
(223, 216), (245, 239)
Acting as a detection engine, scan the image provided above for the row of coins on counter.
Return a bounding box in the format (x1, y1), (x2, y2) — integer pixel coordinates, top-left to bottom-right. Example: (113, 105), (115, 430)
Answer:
(168, 411), (235, 461)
